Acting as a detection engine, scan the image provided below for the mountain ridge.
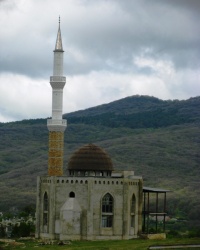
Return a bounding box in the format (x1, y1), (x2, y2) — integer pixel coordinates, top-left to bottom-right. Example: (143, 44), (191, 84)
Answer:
(0, 95), (199, 224)
(65, 95), (200, 129)
(65, 95), (200, 117)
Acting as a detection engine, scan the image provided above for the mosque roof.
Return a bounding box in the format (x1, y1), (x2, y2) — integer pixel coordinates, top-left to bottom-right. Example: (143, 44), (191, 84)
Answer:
(143, 187), (171, 193)
(67, 144), (114, 171)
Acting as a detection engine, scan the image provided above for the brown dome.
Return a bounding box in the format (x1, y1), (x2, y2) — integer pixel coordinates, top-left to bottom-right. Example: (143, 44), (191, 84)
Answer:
(67, 144), (113, 171)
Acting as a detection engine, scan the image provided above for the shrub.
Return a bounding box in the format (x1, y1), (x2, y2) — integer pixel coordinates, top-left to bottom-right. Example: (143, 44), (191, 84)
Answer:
(167, 230), (181, 238)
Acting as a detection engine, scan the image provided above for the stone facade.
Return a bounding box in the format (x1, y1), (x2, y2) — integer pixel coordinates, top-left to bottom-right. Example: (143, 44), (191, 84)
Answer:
(35, 171), (143, 240)
(48, 131), (64, 176)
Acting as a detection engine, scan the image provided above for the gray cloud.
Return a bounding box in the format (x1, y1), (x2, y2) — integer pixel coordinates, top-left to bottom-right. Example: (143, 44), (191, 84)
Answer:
(1, 0), (200, 77)
(0, 0), (199, 122)
(61, 0), (200, 76)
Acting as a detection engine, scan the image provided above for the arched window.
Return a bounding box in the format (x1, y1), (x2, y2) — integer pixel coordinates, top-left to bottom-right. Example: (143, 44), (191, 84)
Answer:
(130, 194), (136, 228)
(101, 193), (113, 228)
(69, 191), (75, 198)
(43, 192), (49, 231)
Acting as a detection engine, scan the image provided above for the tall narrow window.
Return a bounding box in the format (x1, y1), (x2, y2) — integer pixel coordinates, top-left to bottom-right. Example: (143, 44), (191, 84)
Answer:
(130, 194), (136, 228)
(102, 193), (113, 228)
(43, 192), (49, 232)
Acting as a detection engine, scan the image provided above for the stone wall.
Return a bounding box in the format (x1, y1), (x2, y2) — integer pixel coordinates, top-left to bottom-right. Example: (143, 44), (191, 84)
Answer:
(36, 174), (143, 240)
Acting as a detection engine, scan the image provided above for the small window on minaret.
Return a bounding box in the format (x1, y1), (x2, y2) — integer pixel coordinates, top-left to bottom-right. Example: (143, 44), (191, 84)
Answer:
(69, 191), (75, 198)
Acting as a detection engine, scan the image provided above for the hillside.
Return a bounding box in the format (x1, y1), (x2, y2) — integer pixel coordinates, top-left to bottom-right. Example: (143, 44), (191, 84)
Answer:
(0, 95), (199, 224)
(65, 95), (200, 128)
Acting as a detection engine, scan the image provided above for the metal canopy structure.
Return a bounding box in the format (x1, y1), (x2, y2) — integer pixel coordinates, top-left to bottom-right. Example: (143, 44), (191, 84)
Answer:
(142, 187), (171, 234)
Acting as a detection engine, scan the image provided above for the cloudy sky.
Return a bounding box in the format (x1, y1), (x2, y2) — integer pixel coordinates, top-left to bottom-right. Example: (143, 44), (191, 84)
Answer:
(0, 0), (199, 122)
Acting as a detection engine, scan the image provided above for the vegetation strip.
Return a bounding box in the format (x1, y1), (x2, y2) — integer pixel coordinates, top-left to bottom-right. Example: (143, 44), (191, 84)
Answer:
(149, 244), (200, 249)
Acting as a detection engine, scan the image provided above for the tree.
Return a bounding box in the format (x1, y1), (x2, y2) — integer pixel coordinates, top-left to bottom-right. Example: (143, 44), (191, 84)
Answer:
(0, 224), (6, 238)
(11, 222), (33, 238)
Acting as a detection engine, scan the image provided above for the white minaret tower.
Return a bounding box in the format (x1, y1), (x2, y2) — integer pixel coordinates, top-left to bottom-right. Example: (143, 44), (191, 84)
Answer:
(47, 17), (67, 176)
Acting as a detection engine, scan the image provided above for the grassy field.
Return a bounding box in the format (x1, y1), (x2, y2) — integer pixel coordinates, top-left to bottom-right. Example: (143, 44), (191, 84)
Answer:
(1, 238), (200, 250)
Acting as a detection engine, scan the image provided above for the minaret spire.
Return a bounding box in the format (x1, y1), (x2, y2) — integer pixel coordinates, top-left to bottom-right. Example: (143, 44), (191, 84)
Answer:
(55, 16), (63, 51)
(47, 18), (67, 176)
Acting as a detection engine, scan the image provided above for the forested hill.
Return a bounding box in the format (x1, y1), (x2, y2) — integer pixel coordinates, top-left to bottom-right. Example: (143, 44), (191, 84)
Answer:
(0, 95), (199, 225)
(64, 95), (200, 128)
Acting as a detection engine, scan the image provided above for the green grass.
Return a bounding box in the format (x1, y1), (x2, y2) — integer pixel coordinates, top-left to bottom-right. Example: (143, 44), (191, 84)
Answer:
(1, 238), (200, 250)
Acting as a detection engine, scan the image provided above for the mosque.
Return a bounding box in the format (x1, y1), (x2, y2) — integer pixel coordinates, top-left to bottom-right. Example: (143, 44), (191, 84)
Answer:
(35, 20), (168, 241)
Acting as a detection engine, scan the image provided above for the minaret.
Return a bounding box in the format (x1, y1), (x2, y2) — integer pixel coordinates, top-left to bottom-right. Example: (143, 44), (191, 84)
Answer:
(47, 17), (67, 176)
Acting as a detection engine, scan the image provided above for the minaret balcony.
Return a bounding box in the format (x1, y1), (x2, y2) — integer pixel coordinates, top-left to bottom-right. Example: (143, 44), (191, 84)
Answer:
(47, 119), (67, 132)
(50, 76), (66, 88)
(50, 76), (66, 82)
(47, 119), (67, 126)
